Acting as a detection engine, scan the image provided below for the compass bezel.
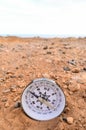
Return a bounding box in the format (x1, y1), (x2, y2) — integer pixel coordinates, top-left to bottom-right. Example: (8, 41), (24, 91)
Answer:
(21, 78), (66, 121)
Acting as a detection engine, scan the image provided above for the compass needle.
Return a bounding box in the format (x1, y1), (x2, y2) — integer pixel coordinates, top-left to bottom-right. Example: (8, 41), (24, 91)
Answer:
(29, 91), (54, 109)
(38, 97), (55, 109)
(29, 91), (39, 98)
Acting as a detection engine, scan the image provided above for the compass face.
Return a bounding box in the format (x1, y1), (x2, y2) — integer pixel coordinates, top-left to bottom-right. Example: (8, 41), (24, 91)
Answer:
(21, 78), (65, 121)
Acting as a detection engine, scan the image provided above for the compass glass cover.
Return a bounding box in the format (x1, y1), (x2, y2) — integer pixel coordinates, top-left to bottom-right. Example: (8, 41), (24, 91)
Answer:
(21, 78), (65, 120)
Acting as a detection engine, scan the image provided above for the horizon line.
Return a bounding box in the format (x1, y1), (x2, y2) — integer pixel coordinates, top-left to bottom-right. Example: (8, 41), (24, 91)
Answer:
(0, 34), (86, 38)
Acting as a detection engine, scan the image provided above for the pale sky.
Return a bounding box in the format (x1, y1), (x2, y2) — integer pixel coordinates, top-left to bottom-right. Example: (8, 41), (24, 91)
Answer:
(0, 0), (86, 37)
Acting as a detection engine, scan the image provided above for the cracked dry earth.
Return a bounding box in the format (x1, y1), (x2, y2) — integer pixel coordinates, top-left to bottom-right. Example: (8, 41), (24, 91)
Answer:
(0, 36), (86, 130)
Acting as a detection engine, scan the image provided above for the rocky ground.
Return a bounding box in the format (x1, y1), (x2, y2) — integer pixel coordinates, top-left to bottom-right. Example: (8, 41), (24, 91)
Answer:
(0, 36), (86, 130)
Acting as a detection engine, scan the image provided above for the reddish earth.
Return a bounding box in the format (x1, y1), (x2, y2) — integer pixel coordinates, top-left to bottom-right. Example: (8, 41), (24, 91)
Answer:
(0, 36), (86, 130)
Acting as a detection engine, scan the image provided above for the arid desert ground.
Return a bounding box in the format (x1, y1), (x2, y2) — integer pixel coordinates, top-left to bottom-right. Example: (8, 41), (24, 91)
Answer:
(0, 36), (86, 130)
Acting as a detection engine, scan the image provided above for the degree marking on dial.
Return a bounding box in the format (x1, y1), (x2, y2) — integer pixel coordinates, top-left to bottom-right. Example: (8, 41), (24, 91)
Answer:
(37, 88), (40, 91)
(25, 95), (27, 99)
(32, 101), (35, 104)
(25, 100), (28, 104)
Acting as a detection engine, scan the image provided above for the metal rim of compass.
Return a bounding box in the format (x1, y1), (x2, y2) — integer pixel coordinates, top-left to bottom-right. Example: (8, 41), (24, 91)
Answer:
(21, 78), (66, 121)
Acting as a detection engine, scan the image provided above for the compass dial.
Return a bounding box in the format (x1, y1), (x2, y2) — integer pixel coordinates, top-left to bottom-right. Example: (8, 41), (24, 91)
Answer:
(21, 78), (65, 120)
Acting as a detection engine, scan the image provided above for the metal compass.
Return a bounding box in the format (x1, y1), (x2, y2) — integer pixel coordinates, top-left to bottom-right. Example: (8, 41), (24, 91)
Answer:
(21, 78), (65, 121)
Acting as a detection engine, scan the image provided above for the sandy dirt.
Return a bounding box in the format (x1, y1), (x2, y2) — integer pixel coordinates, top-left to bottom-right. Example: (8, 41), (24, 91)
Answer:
(0, 36), (86, 130)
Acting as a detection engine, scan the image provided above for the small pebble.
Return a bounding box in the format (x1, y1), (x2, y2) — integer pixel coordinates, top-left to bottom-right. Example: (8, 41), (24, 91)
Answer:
(15, 67), (19, 69)
(77, 79), (85, 84)
(69, 91), (73, 95)
(51, 42), (54, 45)
(68, 59), (76, 65)
(49, 46), (53, 49)
(18, 74), (24, 78)
(83, 67), (86, 71)
(64, 81), (71, 86)
(62, 117), (67, 122)
(5, 102), (9, 108)
(1, 98), (8, 102)
(50, 73), (58, 80)
(68, 84), (80, 92)
(10, 75), (16, 78)
(63, 67), (70, 71)
(0, 78), (5, 82)
(82, 91), (86, 102)
(83, 124), (86, 128)
(6, 71), (14, 75)
(22, 56), (26, 59)
(43, 46), (48, 50)
(3, 89), (10, 93)
(47, 51), (51, 54)
(72, 68), (80, 73)
(42, 73), (50, 78)
(62, 51), (66, 54)
(64, 107), (70, 113)
(10, 85), (17, 92)
(14, 97), (19, 102)
(14, 101), (21, 108)
(11, 88), (17, 92)
(64, 91), (69, 97)
(63, 85), (68, 89)
(66, 117), (74, 124)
